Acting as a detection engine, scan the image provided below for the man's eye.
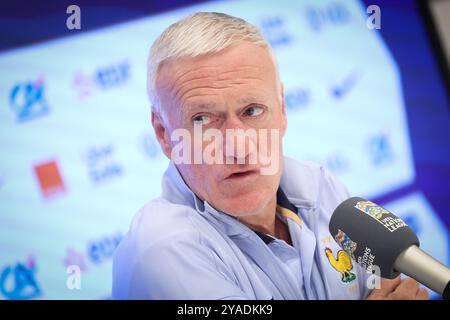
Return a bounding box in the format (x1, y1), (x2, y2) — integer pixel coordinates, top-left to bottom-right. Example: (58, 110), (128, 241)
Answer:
(192, 115), (211, 125)
(244, 106), (264, 117)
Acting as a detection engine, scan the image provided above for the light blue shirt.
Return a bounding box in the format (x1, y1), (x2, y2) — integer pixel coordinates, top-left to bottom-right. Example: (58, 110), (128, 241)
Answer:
(112, 157), (372, 299)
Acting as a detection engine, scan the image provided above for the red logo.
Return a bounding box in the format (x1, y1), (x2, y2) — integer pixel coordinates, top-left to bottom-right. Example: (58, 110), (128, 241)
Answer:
(33, 160), (66, 199)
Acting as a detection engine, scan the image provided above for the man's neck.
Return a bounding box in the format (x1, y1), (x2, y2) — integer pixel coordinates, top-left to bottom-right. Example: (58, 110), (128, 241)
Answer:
(238, 195), (292, 246)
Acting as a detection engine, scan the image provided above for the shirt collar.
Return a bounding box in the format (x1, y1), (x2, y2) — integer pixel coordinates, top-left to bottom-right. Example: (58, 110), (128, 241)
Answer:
(161, 160), (307, 244)
(161, 161), (205, 211)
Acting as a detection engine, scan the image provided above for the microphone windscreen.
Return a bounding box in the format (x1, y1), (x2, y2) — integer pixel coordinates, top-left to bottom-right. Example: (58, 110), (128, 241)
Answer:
(329, 197), (419, 278)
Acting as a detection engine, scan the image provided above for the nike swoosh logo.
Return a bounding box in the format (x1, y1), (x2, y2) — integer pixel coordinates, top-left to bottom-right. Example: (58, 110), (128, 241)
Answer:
(332, 70), (360, 99)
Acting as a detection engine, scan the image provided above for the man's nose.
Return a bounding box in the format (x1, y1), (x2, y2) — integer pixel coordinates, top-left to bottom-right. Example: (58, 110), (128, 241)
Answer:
(222, 117), (257, 164)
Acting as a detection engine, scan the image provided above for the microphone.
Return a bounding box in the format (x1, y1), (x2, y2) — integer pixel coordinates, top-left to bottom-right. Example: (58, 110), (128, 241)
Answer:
(329, 196), (450, 300)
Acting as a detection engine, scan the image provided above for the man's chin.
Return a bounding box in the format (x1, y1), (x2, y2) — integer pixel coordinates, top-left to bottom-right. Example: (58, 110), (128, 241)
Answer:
(215, 189), (271, 217)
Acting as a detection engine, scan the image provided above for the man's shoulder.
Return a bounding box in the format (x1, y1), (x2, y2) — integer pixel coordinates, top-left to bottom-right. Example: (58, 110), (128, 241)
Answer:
(112, 198), (218, 299)
(113, 198), (211, 272)
(113, 199), (208, 270)
(125, 198), (204, 249)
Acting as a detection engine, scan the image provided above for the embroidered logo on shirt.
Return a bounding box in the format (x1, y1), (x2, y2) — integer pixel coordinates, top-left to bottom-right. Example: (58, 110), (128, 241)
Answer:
(324, 248), (356, 284)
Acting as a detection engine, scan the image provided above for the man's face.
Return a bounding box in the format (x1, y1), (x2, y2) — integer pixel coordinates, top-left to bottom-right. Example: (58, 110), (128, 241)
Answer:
(153, 42), (287, 217)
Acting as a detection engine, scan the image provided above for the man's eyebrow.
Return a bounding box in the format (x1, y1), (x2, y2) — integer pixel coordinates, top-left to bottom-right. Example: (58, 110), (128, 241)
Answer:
(237, 96), (267, 104)
(184, 102), (218, 113)
(183, 96), (267, 113)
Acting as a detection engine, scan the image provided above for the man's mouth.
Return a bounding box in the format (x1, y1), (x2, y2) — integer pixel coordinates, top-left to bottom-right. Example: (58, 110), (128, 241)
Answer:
(224, 168), (260, 180)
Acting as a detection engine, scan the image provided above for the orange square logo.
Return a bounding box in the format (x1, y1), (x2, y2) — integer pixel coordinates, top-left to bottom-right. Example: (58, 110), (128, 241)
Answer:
(34, 160), (66, 199)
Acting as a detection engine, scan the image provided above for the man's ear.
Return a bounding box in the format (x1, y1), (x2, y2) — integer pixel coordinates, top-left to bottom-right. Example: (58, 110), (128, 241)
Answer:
(151, 109), (172, 159)
(280, 81), (287, 137)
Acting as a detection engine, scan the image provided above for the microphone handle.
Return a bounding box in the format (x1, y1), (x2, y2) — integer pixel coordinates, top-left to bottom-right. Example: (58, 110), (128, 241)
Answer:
(394, 245), (450, 299)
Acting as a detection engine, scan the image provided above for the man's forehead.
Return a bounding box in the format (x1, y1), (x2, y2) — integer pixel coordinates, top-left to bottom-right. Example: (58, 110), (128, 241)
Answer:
(158, 43), (274, 81)
(160, 61), (269, 87)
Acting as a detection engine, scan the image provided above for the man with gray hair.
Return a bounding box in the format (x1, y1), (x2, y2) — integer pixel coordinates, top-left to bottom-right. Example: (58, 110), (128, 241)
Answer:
(112, 12), (428, 300)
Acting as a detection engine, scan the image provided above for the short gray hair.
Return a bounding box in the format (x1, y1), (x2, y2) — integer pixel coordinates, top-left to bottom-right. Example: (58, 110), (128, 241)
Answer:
(147, 12), (279, 123)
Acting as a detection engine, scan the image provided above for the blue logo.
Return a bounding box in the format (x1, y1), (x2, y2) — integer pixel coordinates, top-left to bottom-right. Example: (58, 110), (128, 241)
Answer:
(95, 61), (130, 89)
(260, 16), (292, 48)
(368, 133), (394, 166)
(331, 71), (360, 99)
(285, 88), (310, 110)
(9, 76), (49, 122)
(324, 153), (349, 174)
(0, 256), (42, 300)
(86, 144), (124, 184)
(88, 233), (123, 264)
(306, 2), (351, 32)
(63, 232), (123, 275)
(73, 60), (130, 99)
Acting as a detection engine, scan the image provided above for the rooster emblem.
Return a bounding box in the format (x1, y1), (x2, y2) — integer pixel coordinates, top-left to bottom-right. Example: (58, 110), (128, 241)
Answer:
(325, 248), (356, 283)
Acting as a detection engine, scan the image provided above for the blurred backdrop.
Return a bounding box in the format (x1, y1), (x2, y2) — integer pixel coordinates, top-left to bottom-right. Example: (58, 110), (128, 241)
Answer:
(0, 0), (449, 299)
